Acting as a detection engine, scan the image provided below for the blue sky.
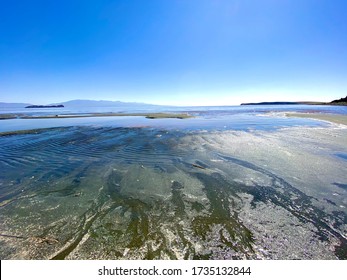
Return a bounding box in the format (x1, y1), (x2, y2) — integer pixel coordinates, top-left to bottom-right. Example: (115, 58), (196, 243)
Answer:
(1, 0), (347, 105)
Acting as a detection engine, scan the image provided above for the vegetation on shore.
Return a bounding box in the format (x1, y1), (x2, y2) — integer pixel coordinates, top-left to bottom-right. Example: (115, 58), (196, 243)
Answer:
(330, 96), (347, 105)
(240, 101), (327, 106)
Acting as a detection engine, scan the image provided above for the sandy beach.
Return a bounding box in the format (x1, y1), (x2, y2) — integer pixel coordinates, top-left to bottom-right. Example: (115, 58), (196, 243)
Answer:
(286, 112), (347, 125)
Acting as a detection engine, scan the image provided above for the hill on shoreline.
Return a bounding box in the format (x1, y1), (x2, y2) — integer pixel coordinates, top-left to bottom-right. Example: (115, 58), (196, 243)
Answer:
(2, 96), (347, 108)
(331, 96), (347, 105)
(52, 99), (159, 107)
(241, 96), (347, 106)
(240, 101), (326, 106)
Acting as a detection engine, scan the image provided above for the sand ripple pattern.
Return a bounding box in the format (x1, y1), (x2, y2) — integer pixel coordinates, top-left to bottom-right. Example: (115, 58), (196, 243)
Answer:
(0, 127), (186, 171)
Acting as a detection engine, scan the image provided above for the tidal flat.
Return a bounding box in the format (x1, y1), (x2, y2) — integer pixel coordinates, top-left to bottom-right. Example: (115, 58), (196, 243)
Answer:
(286, 112), (347, 125)
(0, 124), (346, 259)
(0, 112), (192, 120)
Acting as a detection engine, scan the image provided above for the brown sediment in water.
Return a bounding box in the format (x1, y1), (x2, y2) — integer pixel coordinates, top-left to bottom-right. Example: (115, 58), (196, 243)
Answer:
(286, 113), (347, 125)
(0, 112), (193, 120)
(0, 114), (25, 120)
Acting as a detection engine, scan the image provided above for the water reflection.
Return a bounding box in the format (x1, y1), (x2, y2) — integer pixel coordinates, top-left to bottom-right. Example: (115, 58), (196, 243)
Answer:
(0, 126), (346, 259)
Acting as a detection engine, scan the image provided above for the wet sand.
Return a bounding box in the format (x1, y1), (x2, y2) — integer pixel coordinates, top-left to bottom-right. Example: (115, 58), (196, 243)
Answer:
(286, 113), (347, 125)
(0, 112), (192, 120)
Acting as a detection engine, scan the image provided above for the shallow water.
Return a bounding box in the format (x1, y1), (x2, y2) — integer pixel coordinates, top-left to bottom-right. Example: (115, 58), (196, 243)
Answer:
(0, 108), (331, 134)
(0, 123), (346, 259)
(2, 104), (347, 115)
(336, 153), (347, 161)
(2, 104), (347, 133)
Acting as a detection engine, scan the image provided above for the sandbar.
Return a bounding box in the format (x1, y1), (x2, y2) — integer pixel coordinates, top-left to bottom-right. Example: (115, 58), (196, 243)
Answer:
(286, 113), (347, 125)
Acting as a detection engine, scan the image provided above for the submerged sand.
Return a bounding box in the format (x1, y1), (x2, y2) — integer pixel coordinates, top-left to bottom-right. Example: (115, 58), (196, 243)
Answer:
(0, 125), (346, 260)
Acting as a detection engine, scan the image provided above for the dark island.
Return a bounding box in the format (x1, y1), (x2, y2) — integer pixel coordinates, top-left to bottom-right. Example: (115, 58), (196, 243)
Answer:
(25, 104), (64, 108)
(331, 96), (347, 105)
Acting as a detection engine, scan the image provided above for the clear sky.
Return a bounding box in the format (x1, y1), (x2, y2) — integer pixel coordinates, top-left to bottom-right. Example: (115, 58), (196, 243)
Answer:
(1, 0), (347, 105)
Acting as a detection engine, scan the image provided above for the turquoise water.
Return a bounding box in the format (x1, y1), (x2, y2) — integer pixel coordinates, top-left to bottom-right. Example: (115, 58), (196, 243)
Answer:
(0, 105), (346, 259)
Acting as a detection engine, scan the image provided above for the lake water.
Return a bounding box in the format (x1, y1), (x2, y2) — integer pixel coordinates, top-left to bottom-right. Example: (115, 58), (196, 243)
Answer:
(0, 105), (346, 259)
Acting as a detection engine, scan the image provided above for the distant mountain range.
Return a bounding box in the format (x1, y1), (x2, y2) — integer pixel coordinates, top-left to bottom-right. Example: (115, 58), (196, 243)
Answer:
(0, 99), (160, 108)
(51, 99), (159, 107)
(0, 102), (32, 108)
(1, 96), (346, 108)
